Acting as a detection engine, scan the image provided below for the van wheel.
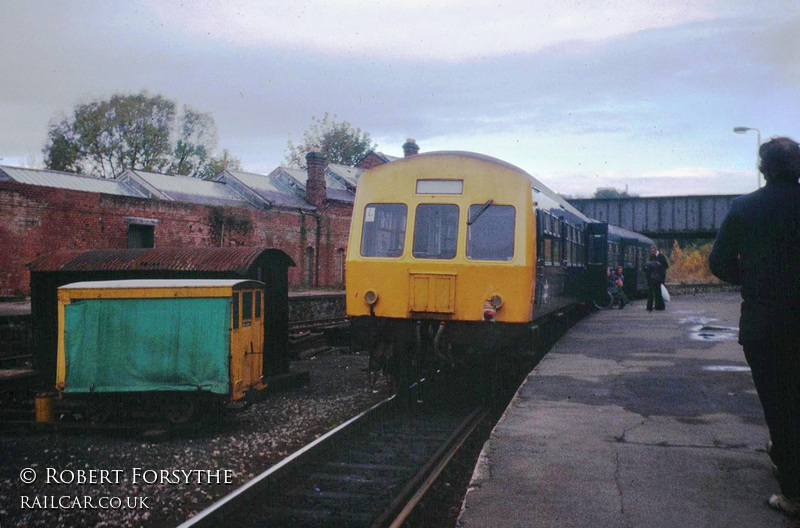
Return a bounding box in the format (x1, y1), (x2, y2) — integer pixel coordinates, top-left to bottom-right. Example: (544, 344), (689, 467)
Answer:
(87, 400), (114, 424)
(161, 394), (197, 424)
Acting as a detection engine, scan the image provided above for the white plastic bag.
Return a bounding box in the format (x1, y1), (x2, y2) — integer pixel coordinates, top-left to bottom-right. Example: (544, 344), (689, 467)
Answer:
(661, 284), (671, 303)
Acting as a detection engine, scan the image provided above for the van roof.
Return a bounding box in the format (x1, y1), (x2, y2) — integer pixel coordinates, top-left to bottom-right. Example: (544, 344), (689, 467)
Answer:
(58, 279), (264, 290)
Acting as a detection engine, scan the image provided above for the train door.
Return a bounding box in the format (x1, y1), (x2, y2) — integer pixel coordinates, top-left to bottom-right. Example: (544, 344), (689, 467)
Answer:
(230, 288), (265, 400)
(585, 222), (609, 304)
(230, 291), (243, 398)
(620, 238), (636, 298)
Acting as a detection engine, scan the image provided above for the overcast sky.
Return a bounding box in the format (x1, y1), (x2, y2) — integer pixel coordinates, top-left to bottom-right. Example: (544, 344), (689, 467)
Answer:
(1, 0), (798, 197)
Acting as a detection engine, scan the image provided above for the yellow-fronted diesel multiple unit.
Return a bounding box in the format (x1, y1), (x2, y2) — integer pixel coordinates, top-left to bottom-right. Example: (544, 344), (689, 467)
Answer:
(346, 152), (536, 324)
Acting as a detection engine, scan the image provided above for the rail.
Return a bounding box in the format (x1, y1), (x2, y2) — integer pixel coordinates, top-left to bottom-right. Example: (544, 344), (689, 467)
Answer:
(176, 382), (487, 528)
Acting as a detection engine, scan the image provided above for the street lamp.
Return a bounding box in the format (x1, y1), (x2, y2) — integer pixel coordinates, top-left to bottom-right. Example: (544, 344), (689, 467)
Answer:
(733, 126), (762, 188)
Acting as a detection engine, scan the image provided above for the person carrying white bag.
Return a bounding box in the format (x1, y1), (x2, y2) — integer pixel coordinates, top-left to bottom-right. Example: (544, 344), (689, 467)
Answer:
(645, 245), (669, 311)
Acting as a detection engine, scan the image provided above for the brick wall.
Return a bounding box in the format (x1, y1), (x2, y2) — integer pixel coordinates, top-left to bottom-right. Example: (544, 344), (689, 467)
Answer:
(357, 153), (389, 170)
(0, 180), (353, 296)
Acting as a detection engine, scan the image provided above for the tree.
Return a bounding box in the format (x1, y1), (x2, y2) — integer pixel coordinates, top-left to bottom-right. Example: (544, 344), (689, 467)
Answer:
(171, 106), (218, 177)
(201, 149), (242, 180)
(43, 92), (225, 179)
(593, 186), (637, 199)
(285, 113), (376, 168)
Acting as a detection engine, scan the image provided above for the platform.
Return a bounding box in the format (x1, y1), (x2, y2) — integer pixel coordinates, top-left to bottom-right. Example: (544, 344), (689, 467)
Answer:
(458, 291), (788, 527)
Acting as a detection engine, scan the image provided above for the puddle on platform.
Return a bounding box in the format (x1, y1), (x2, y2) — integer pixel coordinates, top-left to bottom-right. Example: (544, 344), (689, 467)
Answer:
(689, 325), (739, 342)
(701, 365), (751, 372)
(679, 316), (719, 325)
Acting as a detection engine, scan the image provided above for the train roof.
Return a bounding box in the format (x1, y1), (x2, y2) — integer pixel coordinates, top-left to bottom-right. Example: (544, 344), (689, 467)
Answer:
(393, 151), (592, 223)
(608, 224), (654, 245)
(58, 279), (265, 290)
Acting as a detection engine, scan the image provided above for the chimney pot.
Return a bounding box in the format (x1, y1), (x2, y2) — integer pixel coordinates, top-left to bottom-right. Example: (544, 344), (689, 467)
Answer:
(402, 138), (420, 157)
(305, 150), (328, 208)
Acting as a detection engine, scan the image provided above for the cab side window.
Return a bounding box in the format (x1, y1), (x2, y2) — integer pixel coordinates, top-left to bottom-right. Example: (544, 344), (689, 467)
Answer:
(413, 204), (459, 259)
(242, 291), (253, 321)
(360, 203), (408, 257)
(467, 204), (515, 260)
(232, 292), (240, 329)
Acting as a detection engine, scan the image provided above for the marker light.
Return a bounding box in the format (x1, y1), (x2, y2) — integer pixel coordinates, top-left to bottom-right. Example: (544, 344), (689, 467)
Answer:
(489, 295), (503, 309)
(364, 290), (378, 305)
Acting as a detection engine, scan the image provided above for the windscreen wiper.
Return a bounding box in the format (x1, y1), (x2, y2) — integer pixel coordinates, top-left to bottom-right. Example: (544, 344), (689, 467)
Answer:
(467, 199), (493, 226)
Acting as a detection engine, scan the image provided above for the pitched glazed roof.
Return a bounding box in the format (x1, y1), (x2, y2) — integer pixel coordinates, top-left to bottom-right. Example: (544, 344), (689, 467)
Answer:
(220, 168), (313, 210)
(3, 159), (369, 212)
(0, 165), (145, 198)
(121, 170), (253, 207)
(264, 164), (362, 203)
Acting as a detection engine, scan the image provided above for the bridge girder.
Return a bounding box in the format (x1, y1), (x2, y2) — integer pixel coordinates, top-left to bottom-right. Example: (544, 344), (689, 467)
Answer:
(567, 195), (741, 241)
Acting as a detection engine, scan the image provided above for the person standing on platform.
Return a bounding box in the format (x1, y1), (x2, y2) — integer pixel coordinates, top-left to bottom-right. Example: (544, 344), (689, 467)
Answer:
(651, 246), (669, 309)
(645, 254), (664, 312)
(709, 136), (800, 516)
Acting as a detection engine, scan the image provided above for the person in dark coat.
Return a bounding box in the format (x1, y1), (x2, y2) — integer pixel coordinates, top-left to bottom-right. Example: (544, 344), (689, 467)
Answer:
(652, 246), (669, 282)
(645, 254), (664, 312)
(709, 136), (800, 516)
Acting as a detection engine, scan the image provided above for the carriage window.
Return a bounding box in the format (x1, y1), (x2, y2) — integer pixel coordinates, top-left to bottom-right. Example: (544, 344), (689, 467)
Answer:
(624, 246), (635, 268)
(576, 228), (585, 267)
(552, 233), (561, 265)
(360, 204), (407, 257)
(255, 291), (262, 318)
(242, 291), (253, 321)
(467, 204), (515, 260)
(567, 226), (573, 265)
(413, 204), (459, 259)
(564, 228), (575, 266)
(232, 292), (240, 329)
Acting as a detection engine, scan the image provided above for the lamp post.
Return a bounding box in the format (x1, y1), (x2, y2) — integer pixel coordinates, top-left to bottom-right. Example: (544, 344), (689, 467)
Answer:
(733, 126), (762, 188)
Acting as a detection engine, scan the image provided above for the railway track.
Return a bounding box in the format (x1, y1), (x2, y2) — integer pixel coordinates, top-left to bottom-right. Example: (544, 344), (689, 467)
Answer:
(177, 378), (487, 528)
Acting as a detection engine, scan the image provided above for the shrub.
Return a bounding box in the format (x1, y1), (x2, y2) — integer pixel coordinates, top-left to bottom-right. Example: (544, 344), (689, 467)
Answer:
(667, 241), (719, 283)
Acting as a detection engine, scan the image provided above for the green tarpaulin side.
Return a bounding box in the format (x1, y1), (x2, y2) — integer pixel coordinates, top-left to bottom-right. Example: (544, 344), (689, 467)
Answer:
(64, 297), (230, 394)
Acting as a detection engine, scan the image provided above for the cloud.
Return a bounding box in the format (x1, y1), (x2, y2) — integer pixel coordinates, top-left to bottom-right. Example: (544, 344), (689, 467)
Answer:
(548, 167), (758, 197)
(143, 0), (718, 61)
(1, 1), (798, 198)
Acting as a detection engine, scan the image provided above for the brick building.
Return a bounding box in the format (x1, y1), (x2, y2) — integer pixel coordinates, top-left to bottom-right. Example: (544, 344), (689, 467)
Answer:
(0, 140), (420, 297)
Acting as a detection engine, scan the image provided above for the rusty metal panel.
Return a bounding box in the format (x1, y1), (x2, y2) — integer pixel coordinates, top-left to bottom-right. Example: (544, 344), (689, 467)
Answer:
(28, 248), (293, 274)
(27, 251), (84, 272)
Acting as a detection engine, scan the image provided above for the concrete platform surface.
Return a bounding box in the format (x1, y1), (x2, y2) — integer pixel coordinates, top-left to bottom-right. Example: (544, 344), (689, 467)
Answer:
(458, 292), (789, 528)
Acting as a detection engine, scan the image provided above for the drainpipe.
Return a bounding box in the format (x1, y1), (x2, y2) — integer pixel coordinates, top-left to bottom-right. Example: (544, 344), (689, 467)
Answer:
(315, 211), (321, 287)
(298, 209), (321, 287)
